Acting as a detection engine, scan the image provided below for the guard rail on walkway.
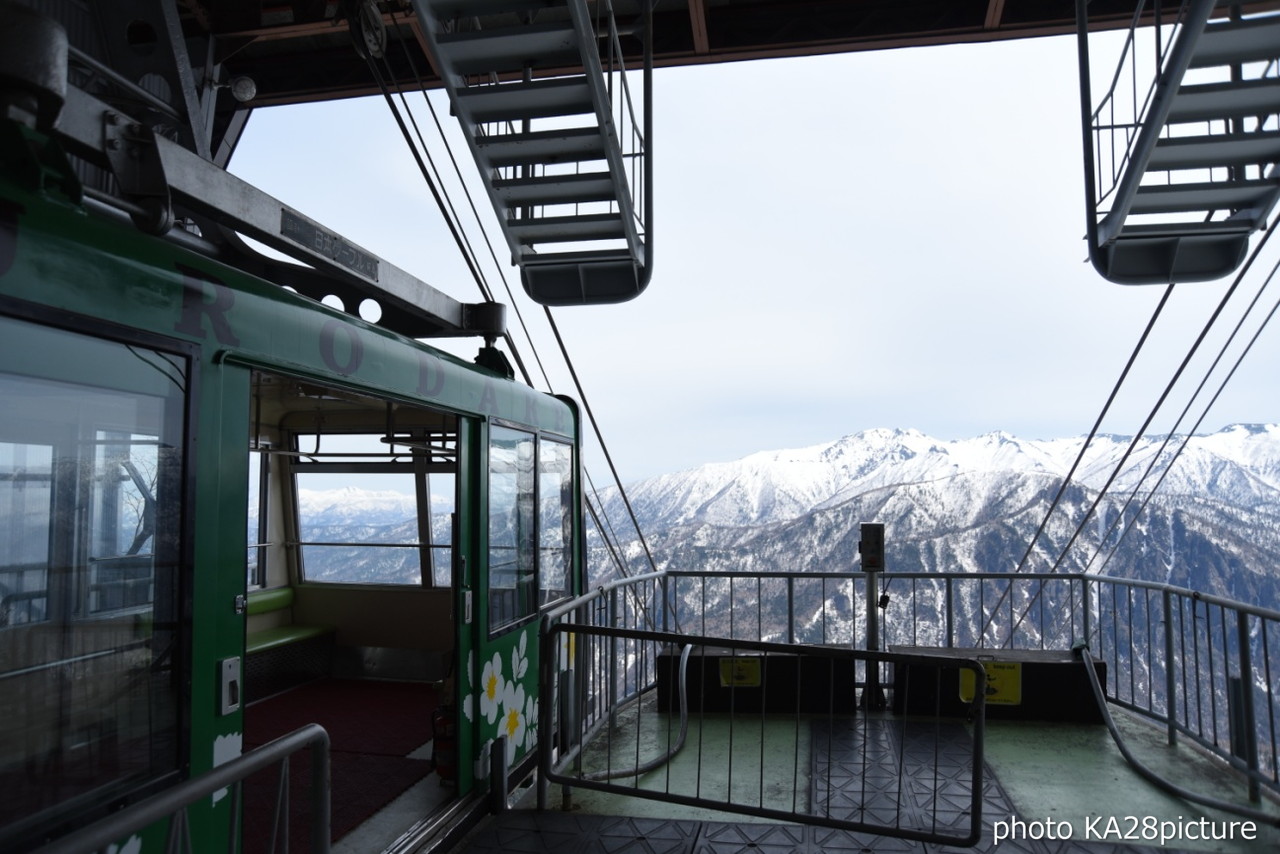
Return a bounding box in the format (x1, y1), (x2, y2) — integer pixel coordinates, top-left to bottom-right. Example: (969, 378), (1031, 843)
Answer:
(539, 568), (1278, 820)
(537, 577), (988, 846)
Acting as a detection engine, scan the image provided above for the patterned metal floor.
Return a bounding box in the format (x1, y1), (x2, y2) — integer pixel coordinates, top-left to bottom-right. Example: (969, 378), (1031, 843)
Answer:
(455, 810), (1175, 854)
(454, 716), (1182, 854)
(810, 717), (979, 840)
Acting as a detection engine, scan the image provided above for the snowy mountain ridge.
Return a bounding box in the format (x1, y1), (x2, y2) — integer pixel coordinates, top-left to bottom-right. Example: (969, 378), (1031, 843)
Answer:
(285, 424), (1280, 602)
(591, 424), (1280, 608)
(618, 423), (1280, 531)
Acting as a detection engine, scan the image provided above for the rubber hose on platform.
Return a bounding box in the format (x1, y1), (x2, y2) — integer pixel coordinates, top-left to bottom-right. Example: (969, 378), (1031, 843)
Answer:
(585, 643), (692, 782)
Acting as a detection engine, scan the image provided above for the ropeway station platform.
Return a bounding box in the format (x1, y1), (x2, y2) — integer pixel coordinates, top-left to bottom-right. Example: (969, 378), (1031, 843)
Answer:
(447, 707), (1280, 854)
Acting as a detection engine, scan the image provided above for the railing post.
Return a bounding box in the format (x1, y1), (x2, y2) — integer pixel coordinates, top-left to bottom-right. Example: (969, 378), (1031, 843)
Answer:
(1234, 612), (1261, 802)
(538, 621), (552, 811)
(787, 577), (795, 645)
(661, 573), (669, 634)
(310, 735), (330, 853)
(1163, 588), (1177, 746)
(1082, 575), (1092, 649)
(945, 576), (954, 649)
(608, 586), (619, 728)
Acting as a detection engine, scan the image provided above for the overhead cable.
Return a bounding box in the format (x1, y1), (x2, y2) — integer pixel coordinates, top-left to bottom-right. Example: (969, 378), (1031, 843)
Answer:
(998, 221), (1280, 646)
(365, 19), (549, 388)
(1045, 240), (1256, 575)
(1013, 284), (1174, 574)
(543, 306), (661, 576)
(385, 10), (556, 389)
(1090, 222), (1280, 574)
(980, 284), (1175, 644)
(369, 14), (656, 580)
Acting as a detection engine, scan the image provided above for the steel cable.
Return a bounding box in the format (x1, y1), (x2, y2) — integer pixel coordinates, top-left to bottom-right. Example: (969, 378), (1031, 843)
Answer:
(362, 12), (654, 583)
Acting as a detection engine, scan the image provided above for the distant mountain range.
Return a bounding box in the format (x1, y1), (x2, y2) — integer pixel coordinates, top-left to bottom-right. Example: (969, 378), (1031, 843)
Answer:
(285, 424), (1280, 608)
(592, 424), (1280, 609)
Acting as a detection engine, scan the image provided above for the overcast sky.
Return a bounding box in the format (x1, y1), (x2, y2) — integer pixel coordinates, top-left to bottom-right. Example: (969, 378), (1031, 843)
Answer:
(229, 30), (1280, 484)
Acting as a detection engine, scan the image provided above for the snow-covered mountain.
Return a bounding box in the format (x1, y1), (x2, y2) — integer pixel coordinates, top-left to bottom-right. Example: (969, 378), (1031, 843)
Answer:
(594, 424), (1280, 607)
(297, 486), (425, 524)
(281, 425), (1280, 605)
(293, 487), (452, 584)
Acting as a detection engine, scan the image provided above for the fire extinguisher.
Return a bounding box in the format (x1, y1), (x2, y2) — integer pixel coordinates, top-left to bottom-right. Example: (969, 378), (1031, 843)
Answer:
(432, 704), (457, 785)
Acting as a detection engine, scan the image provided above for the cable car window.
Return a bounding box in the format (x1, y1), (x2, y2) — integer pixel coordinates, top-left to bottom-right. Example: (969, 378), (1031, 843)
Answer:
(295, 455), (423, 585)
(488, 425), (536, 632)
(276, 386), (459, 588)
(538, 437), (573, 606)
(0, 315), (188, 848)
(0, 440), (50, 626)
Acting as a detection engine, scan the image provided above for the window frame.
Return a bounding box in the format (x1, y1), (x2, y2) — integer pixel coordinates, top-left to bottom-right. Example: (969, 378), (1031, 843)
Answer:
(247, 444), (269, 590)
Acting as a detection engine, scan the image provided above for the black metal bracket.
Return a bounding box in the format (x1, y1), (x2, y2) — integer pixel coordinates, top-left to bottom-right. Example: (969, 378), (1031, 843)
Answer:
(102, 110), (174, 234)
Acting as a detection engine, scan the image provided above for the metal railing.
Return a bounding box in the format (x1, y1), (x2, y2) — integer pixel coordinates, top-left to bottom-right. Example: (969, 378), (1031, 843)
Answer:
(590, 0), (650, 253)
(32, 724), (331, 854)
(537, 583), (988, 846)
(1091, 576), (1280, 801)
(540, 568), (1279, 824)
(1084, 0), (1206, 219)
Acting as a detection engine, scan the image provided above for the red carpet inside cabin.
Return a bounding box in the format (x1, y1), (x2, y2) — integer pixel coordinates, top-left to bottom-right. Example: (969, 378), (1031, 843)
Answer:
(242, 679), (438, 850)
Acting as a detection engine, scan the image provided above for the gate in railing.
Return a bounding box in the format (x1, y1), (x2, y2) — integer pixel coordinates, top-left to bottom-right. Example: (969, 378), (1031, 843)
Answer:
(537, 579), (989, 846)
(538, 568), (1279, 821)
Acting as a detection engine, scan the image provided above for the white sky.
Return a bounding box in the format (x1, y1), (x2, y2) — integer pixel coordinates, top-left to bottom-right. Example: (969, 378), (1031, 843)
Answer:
(229, 31), (1280, 484)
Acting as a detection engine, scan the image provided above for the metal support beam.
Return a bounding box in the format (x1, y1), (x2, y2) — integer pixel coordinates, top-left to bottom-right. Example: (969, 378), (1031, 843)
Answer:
(688, 0), (710, 54)
(53, 83), (501, 338)
(984, 0), (1007, 30)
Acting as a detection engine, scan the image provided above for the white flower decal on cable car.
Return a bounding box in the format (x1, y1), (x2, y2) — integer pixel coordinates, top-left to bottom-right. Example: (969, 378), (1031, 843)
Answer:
(523, 692), (539, 753)
(480, 651), (505, 724)
(462, 650), (475, 723)
(511, 630), (528, 681)
(106, 836), (142, 854)
(500, 680), (527, 766)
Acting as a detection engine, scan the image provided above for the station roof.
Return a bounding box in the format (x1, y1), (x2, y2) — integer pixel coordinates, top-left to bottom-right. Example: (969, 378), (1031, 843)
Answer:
(194, 1), (1274, 108)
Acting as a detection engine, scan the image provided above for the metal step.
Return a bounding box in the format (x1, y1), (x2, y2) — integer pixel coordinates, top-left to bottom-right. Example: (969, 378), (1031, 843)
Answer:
(1168, 78), (1280, 124)
(435, 21), (581, 75)
(1129, 178), (1280, 214)
(457, 77), (593, 123)
(1148, 131), (1280, 170)
(493, 171), (618, 206)
(1191, 15), (1280, 68)
(476, 126), (606, 167)
(507, 212), (625, 244)
(521, 255), (645, 305)
(412, 0), (650, 305)
(1118, 217), (1255, 238)
(1101, 233), (1251, 284)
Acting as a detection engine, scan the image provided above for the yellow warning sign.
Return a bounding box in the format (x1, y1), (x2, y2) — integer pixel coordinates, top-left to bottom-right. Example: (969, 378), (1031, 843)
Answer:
(959, 660), (1022, 705)
(719, 657), (762, 688)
